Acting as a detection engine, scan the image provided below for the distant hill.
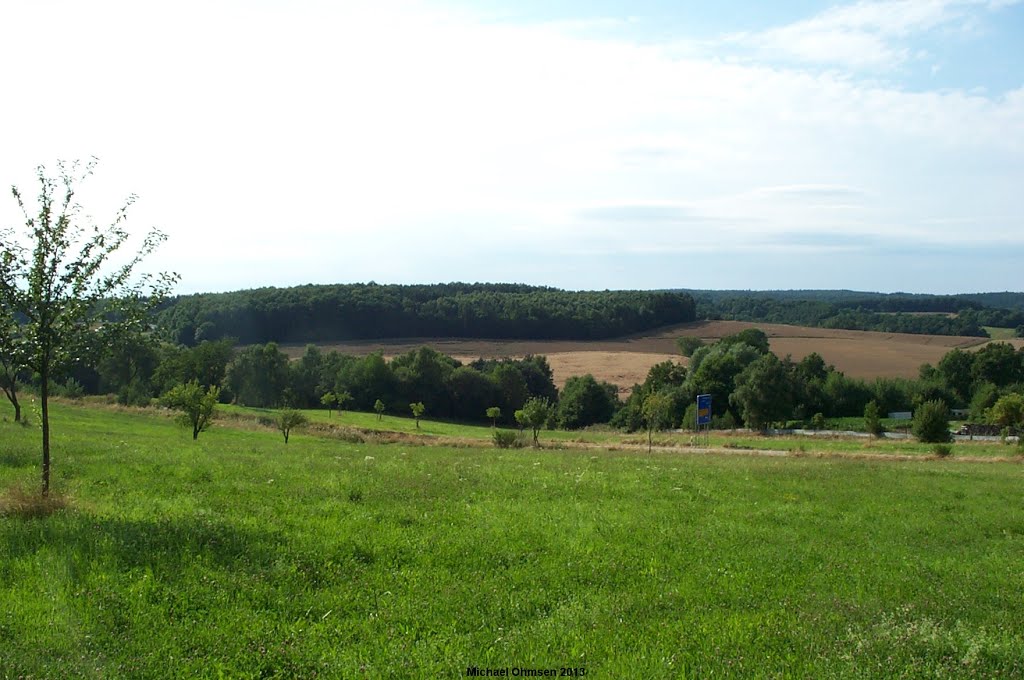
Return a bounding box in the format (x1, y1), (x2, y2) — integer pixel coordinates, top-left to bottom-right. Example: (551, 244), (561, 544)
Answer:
(155, 283), (1024, 346)
(955, 292), (1024, 312)
(676, 289), (1024, 338)
(157, 283), (698, 346)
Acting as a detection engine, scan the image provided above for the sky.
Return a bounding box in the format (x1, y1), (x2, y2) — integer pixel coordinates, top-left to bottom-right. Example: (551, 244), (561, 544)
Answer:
(1, 0), (1022, 295)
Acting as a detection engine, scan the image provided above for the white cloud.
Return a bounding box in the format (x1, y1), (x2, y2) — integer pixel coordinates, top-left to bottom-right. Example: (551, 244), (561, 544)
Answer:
(0, 0), (1021, 291)
(725, 0), (1022, 69)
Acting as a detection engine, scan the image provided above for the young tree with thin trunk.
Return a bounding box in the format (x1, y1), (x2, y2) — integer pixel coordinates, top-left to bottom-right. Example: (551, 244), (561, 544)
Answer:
(0, 160), (176, 495)
(642, 392), (673, 453)
(410, 401), (425, 428)
(0, 313), (24, 422)
(321, 391), (337, 417)
(162, 381), (220, 440)
(486, 406), (501, 428)
(276, 408), (307, 444)
(336, 390), (352, 419)
(517, 397), (551, 447)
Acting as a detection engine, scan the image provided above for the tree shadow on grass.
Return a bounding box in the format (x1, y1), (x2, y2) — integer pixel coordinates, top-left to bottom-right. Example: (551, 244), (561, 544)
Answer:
(3, 512), (288, 580)
(2, 510), (376, 590)
(0, 448), (35, 468)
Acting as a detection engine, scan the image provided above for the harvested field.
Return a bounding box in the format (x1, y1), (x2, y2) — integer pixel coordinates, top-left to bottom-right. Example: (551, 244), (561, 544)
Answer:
(282, 320), (991, 393)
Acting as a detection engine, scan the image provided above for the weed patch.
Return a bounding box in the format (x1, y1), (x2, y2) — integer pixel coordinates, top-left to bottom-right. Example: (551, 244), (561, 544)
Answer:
(0, 485), (71, 518)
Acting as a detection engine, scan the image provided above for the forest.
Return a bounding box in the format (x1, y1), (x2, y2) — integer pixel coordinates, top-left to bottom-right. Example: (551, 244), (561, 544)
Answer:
(687, 289), (1024, 337)
(155, 284), (1024, 349)
(156, 283), (698, 346)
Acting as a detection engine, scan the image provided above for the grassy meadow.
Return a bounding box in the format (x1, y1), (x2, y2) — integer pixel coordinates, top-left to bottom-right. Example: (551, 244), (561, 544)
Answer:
(2, 400), (1024, 678)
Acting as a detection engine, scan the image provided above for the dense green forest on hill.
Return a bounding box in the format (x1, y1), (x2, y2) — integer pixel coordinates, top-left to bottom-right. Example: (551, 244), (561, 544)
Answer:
(155, 284), (1024, 346)
(684, 289), (1024, 337)
(157, 283), (698, 346)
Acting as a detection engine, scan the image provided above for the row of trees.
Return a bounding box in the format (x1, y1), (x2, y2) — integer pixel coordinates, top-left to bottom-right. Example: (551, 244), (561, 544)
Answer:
(691, 291), (1024, 338)
(7, 321), (1024, 443)
(158, 284), (698, 346)
(615, 329), (1024, 435)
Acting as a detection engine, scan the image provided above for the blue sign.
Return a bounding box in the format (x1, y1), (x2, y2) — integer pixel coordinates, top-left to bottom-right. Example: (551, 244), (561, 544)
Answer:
(696, 394), (712, 425)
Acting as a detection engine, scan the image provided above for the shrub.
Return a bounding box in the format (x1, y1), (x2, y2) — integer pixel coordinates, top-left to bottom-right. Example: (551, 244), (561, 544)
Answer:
(810, 412), (826, 431)
(864, 400), (884, 437)
(493, 430), (524, 449)
(932, 444), (953, 458)
(54, 378), (84, 400)
(681, 403), (698, 431)
(712, 411), (737, 430)
(676, 336), (704, 357)
(913, 400), (951, 443)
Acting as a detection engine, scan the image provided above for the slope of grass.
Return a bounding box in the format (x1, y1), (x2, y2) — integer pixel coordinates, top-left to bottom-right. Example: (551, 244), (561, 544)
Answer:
(983, 326), (1018, 340)
(1, 401), (1023, 677)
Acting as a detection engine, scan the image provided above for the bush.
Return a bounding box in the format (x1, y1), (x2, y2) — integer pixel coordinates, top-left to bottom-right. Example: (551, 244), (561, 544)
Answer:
(681, 403), (698, 431)
(932, 444), (953, 458)
(493, 430), (525, 449)
(712, 411), (737, 430)
(864, 400), (884, 437)
(913, 400), (951, 443)
(810, 412), (826, 431)
(53, 378), (84, 400)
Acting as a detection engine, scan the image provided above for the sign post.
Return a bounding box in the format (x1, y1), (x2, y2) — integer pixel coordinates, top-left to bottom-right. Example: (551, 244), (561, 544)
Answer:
(696, 394), (712, 447)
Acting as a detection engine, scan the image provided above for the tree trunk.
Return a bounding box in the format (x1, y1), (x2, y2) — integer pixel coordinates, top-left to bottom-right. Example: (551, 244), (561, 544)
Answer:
(40, 370), (50, 496)
(2, 383), (19, 422)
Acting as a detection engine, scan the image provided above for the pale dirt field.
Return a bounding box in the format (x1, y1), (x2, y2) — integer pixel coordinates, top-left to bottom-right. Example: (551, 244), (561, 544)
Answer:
(282, 320), (996, 395)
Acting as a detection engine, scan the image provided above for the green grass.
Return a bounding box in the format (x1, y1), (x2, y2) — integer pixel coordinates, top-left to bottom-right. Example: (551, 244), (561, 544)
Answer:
(2, 400), (1024, 678)
(983, 326), (1018, 340)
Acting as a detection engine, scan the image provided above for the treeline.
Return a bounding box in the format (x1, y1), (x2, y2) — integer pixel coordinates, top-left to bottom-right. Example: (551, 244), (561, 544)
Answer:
(31, 336), (563, 426)
(688, 291), (1024, 337)
(5, 329), (1023, 435)
(614, 330), (1024, 433)
(157, 283), (697, 346)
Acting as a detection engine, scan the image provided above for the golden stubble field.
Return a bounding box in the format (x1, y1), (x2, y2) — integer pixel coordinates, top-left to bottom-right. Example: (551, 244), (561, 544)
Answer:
(283, 321), (1001, 395)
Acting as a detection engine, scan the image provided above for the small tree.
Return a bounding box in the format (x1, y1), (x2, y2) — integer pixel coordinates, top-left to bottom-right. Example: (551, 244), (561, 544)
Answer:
(913, 400), (951, 443)
(675, 336), (704, 357)
(486, 406), (501, 428)
(277, 408), (308, 444)
(864, 400), (884, 437)
(0, 315), (24, 422)
(336, 390), (353, 418)
(320, 391), (338, 417)
(162, 381), (220, 440)
(2, 160), (176, 494)
(410, 401), (425, 428)
(810, 412), (826, 431)
(374, 398), (385, 421)
(518, 397), (551, 447)
(642, 392), (673, 453)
